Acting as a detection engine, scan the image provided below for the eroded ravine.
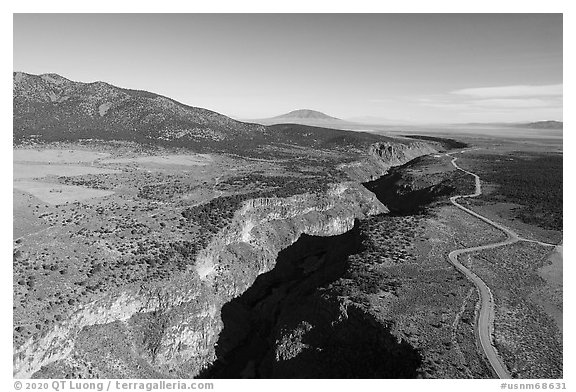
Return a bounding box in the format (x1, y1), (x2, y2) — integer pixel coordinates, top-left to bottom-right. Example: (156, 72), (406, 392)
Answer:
(198, 149), (468, 378)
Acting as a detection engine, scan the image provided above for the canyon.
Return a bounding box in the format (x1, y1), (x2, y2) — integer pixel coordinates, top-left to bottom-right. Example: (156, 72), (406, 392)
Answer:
(14, 73), (561, 380)
(14, 138), (440, 379)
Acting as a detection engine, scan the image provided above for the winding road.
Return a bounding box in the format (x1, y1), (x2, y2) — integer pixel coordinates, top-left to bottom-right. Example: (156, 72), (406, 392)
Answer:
(445, 150), (556, 379)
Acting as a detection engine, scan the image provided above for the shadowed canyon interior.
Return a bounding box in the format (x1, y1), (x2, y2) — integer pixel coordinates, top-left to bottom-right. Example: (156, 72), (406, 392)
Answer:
(200, 223), (422, 378)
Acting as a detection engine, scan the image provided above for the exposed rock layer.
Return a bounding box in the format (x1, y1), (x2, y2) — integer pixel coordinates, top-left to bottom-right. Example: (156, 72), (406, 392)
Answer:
(200, 225), (423, 378)
(15, 141), (437, 378)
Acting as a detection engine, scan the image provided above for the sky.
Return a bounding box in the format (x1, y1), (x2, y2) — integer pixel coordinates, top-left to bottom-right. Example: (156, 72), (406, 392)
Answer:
(13, 14), (562, 123)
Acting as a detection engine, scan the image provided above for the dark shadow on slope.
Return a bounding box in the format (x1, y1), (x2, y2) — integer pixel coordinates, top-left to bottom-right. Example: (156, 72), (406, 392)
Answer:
(198, 222), (422, 378)
(363, 169), (454, 216)
(265, 300), (423, 378)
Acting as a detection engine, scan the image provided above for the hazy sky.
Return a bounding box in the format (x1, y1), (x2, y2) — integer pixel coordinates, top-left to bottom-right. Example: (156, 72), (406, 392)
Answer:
(14, 14), (562, 123)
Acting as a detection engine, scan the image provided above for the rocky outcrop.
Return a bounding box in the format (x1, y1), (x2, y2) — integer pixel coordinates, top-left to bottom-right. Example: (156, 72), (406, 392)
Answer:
(15, 182), (386, 378)
(369, 141), (438, 166)
(339, 141), (438, 182)
(14, 141), (436, 378)
(201, 223), (423, 378)
(155, 182), (388, 377)
(13, 281), (206, 378)
(264, 294), (422, 378)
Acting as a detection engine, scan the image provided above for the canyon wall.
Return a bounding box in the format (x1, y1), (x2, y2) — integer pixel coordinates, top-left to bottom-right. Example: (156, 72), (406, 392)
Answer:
(340, 141), (438, 182)
(14, 141), (437, 378)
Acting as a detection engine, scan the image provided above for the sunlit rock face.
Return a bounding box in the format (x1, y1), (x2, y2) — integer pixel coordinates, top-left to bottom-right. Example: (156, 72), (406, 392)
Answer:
(340, 141), (438, 182)
(16, 141), (436, 379)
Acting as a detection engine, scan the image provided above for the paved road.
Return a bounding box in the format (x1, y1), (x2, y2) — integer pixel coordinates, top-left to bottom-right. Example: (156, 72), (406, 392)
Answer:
(445, 150), (556, 379)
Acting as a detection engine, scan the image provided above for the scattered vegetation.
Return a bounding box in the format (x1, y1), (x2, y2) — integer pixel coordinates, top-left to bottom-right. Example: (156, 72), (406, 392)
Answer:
(59, 175), (111, 190)
(404, 135), (468, 150)
(462, 152), (562, 231)
(182, 174), (335, 235)
(473, 242), (562, 378)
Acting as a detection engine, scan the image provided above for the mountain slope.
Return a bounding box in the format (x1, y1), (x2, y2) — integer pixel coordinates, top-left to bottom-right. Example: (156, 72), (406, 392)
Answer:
(13, 72), (267, 147)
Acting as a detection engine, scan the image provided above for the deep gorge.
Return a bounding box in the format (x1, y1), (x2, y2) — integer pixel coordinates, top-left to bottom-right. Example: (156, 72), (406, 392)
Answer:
(363, 158), (455, 216)
(15, 142), (441, 379)
(197, 155), (459, 378)
(198, 221), (422, 378)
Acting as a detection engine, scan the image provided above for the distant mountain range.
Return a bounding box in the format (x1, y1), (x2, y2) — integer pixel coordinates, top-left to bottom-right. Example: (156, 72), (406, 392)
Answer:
(463, 120), (563, 130)
(515, 121), (563, 130)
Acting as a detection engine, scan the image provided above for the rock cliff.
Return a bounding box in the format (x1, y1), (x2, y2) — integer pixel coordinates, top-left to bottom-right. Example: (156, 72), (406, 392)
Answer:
(339, 141), (438, 182)
(14, 141), (437, 378)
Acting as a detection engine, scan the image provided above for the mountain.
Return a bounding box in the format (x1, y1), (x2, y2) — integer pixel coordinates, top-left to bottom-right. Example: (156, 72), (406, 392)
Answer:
(515, 121), (563, 130)
(273, 109), (341, 121)
(13, 72), (268, 148)
(13, 73), (404, 155)
(251, 109), (353, 127)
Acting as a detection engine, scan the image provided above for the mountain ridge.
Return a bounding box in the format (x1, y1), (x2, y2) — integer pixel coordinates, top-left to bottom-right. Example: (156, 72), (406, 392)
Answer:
(13, 71), (268, 147)
(459, 120), (563, 129)
(13, 72), (409, 155)
(516, 120), (563, 129)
